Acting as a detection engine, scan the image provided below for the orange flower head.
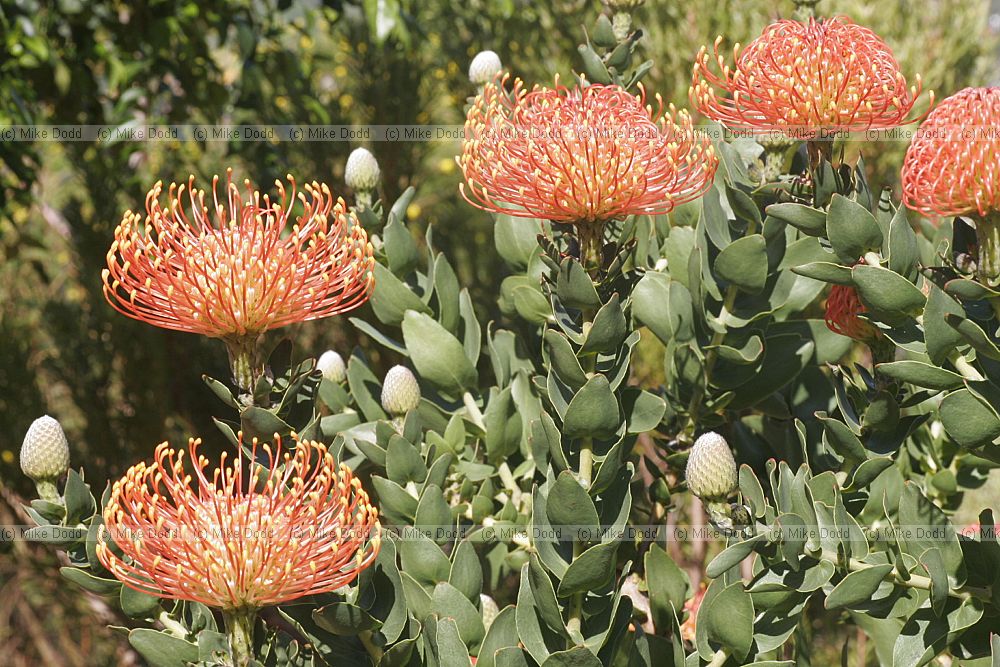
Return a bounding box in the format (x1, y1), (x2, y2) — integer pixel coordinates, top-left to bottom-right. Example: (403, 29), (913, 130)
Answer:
(691, 17), (927, 137)
(902, 87), (1000, 219)
(679, 583), (707, 644)
(459, 75), (718, 224)
(97, 434), (381, 610)
(825, 283), (880, 343)
(102, 170), (375, 340)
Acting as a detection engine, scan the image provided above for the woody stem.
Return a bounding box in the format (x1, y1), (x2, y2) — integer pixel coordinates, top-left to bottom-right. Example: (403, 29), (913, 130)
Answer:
(223, 607), (256, 667)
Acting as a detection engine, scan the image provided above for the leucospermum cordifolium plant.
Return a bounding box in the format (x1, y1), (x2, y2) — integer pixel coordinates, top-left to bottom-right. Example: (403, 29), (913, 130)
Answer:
(16, 0), (1000, 666)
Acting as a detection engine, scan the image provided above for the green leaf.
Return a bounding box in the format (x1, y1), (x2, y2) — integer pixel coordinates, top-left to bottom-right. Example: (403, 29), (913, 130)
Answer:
(371, 262), (432, 326)
(459, 289), (482, 366)
(644, 544), (690, 633)
(128, 629), (199, 667)
(561, 375), (620, 439)
(946, 314), (1000, 360)
(924, 284), (966, 365)
(313, 602), (380, 635)
(791, 261), (853, 285)
(435, 616), (475, 667)
(547, 471), (599, 536)
(61, 566), (122, 595)
(706, 534), (767, 579)
(714, 234), (768, 294)
(557, 542), (619, 597)
(892, 599), (983, 667)
(402, 310), (478, 397)
(120, 584), (161, 618)
(384, 213), (420, 275)
(399, 529), (452, 586)
(556, 258), (601, 310)
(633, 273), (695, 344)
(698, 581), (754, 661)
(887, 206), (919, 280)
(825, 565), (894, 610)
(818, 413), (868, 464)
(766, 202), (827, 237)
(544, 330), (588, 388)
(876, 361), (963, 391)
(449, 539), (483, 602)
(920, 548), (948, 616)
(386, 435), (427, 485)
(513, 285), (552, 324)
(580, 294), (628, 354)
(478, 607), (519, 667)
(540, 647), (603, 667)
(898, 483), (966, 588)
(371, 475), (418, 523)
(940, 389), (1000, 448)
(852, 264), (926, 322)
(495, 215), (545, 270)
(64, 469), (96, 525)
(622, 388), (666, 434)
(827, 194), (884, 263)
(415, 485), (453, 536)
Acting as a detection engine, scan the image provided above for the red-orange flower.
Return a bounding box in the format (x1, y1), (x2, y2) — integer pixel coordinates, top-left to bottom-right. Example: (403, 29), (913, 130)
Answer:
(102, 171), (374, 340)
(825, 283), (880, 343)
(459, 75), (717, 224)
(679, 583), (706, 644)
(97, 434), (381, 610)
(902, 87), (1000, 218)
(691, 17), (927, 136)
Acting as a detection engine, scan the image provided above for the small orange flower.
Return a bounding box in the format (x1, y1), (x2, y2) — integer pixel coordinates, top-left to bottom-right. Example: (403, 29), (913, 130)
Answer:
(102, 171), (374, 340)
(97, 434), (380, 610)
(691, 17), (927, 137)
(825, 283), (880, 343)
(902, 87), (1000, 219)
(460, 75), (717, 224)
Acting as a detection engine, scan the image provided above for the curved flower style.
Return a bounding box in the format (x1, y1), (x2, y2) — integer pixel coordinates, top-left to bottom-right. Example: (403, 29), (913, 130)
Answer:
(102, 171), (375, 340)
(459, 75), (718, 225)
(691, 17), (926, 136)
(825, 283), (880, 343)
(97, 434), (381, 610)
(902, 87), (1000, 219)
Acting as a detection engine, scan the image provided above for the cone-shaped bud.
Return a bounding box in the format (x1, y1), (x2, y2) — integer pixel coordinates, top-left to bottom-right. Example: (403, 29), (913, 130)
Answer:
(605, 0), (645, 10)
(317, 350), (347, 383)
(345, 148), (381, 193)
(381, 365), (421, 415)
(685, 432), (737, 501)
(481, 594), (500, 627)
(468, 50), (503, 86)
(20, 415), (70, 482)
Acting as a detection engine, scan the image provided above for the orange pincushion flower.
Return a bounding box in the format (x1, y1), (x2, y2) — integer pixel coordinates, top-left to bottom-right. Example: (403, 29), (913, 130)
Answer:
(692, 17), (927, 136)
(459, 75), (717, 224)
(825, 283), (880, 343)
(102, 171), (374, 340)
(902, 87), (1000, 219)
(97, 435), (380, 610)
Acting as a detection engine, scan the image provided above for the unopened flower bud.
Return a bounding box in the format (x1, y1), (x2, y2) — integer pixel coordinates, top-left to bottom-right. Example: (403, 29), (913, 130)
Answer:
(381, 365), (421, 416)
(604, 0), (645, 11)
(20, 416), (70, 482)
(345, 148), (381, 194)
(317, 350), (347, 383)
(468, 50), (503, 86)
(685, 432), (737, 501)
(481, 594), (500, 628)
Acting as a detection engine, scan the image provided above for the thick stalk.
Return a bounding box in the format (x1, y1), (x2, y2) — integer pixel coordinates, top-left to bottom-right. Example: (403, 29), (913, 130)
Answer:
(33, 479), (60, 504)
(822, 551), (991, 602)
(225, 335), (264, 399)
(567, 317), (598, 642)
(948, 351), (984, 382)
(685, 218), (758, 437)
(706, 648), (730, 667)
(223, 608), (256, 667)
(974, 214), (1000, 290)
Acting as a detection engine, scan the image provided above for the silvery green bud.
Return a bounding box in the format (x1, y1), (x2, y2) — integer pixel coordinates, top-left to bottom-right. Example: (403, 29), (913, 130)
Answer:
(345, 148), (381, 193)
(317, 350), (347, 383)
(20, 415), (70, 482)
(481, 594), (500, 628)
(604, 0), (645, 10)
(685, 432), (737, 501)
(468, 50), (503, 86)
(381, 365), (421, 416)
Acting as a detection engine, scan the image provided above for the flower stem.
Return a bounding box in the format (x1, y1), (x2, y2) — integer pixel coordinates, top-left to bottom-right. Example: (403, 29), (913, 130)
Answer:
(948, 351), (984, 382)
(706, 648), (730, 667)
(974, 214), (1000, 289)
(225, 335), (264, 398)
(223, 608), (257, 667)
(823, 551), (991, 602)
(33, 479), (60, 503)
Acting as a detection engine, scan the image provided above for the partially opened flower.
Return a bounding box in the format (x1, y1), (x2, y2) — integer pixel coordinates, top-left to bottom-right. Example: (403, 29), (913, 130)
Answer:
(102, 171), (375, 388)
(825, 283), (881, 344)
(902, 87), (1000, 219)
(903, 88), (1000, 285)
(98, 434), (379, 665)
(692, 17), (926, 144)
(460, 75), (716, 264)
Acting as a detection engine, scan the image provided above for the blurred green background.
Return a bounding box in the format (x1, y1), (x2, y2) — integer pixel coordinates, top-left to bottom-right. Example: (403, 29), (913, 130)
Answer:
(0, 0), (996, 663)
